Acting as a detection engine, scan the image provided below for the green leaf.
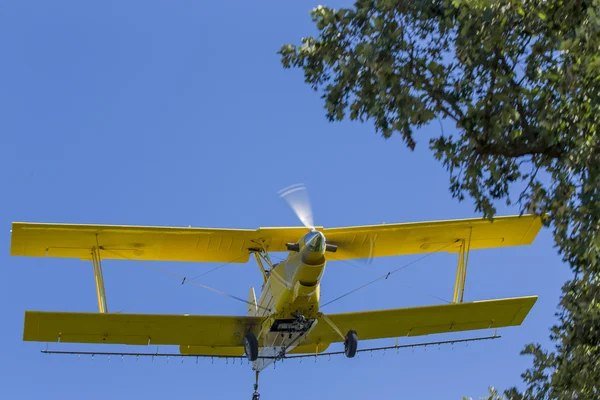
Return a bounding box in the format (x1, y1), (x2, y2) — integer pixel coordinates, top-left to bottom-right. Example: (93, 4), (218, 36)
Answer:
(483, 8), (494, 22)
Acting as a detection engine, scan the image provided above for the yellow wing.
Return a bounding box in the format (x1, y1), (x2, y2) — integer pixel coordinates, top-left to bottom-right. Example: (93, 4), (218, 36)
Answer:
(10, 214), (542, 263)
(9, 222), (309, 263)
(23, 310), (264, 351)
(305, 296), (537, 345)
(324, 214), (542, 260)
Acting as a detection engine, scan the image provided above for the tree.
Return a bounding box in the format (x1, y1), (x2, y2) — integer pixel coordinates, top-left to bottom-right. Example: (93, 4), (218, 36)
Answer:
(279, 0), (600, 398)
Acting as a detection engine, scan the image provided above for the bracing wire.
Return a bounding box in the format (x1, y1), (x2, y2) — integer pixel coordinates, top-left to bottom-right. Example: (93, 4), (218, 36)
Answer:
(326, 253), (452, 305)
(321, 240), (459, 309)
(102, 249), (271, 313)
(116, 253), (249, 313)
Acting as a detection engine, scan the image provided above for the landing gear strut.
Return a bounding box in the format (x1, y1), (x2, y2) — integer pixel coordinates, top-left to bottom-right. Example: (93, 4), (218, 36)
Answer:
(344, 330), (358, 358)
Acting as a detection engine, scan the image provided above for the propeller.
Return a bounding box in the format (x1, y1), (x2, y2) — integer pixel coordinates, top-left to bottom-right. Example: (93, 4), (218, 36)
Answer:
(278, 183), (315, 231)
(277, 183), (375, 264)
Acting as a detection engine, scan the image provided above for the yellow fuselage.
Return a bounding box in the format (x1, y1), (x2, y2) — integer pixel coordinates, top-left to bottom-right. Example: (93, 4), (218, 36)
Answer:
(250, 230), (330, 320)
(256, 248), (326, 320)
(246, 230), (333, 366)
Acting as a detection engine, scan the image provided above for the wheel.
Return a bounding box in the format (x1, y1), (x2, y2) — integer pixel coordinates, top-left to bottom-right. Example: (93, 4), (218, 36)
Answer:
(344, 330), (358, 358)
(244, 332), (259, 362)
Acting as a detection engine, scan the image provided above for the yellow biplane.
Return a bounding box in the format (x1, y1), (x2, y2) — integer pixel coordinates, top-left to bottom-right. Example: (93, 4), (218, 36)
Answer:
(10, 185), (541, 399)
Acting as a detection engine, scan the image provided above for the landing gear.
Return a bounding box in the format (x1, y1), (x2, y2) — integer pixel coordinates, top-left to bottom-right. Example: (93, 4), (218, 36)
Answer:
(244, 332), (259, 362)
(344, 330), (358, 358)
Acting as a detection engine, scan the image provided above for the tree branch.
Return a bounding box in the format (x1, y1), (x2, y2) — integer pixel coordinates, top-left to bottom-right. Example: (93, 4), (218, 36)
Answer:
(497, 54), (538, 142)
(407, 43), (464, 122)
(474, 138), (564, 158)
(484, 51), (500, 138)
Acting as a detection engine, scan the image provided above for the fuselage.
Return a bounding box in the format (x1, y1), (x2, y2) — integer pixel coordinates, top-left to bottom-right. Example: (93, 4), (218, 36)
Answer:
(254, 230), (327, 320)
(247, 230), (331, 370)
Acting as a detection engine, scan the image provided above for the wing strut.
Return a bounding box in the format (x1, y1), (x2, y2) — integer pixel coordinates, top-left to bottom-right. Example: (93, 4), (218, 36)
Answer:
(317, 312), (345, 341)
(91, 244), (108, 313)
(251, 242), (274, 284)
(253, 253), (269, 283)
(452, 228), (472, 303)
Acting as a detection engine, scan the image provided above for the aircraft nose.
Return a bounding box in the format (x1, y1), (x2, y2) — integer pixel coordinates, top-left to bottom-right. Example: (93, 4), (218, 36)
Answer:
(304, 231), (326, 253)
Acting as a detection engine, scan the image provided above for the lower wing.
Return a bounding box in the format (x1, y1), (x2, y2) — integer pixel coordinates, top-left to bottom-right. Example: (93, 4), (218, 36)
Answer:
(305, 296), (537, 345)
(23, 311), (264, 354)
(22, 297), (536, 355)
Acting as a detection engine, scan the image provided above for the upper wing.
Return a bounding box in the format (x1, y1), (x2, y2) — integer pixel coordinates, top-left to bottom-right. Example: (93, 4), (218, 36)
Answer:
(23, 310), (264, 350)
(10, 214), (542, 263)
(304, 296), (537, 345)
(323, 214), (542, 261)
(9, 222), (310, 263)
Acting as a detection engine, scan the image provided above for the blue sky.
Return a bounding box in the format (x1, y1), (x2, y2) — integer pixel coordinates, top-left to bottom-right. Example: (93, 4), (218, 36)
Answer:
(0, 1), (571, 399)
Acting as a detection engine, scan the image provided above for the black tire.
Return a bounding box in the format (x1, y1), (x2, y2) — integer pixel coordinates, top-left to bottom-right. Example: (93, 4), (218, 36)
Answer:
(344, 330), (358, 358)
(244, 332), (259, 362)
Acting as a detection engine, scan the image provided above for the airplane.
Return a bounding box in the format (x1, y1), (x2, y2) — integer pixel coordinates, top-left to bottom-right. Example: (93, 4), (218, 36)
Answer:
(9, 185), (542, 399)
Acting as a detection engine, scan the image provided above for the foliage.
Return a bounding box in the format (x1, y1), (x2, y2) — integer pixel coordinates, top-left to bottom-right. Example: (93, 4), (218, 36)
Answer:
(279, 0), (600, 398)
(463, 386), (510, 400)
